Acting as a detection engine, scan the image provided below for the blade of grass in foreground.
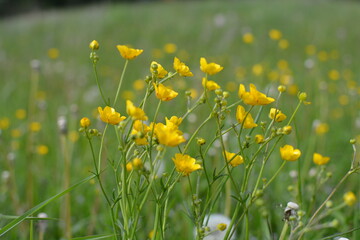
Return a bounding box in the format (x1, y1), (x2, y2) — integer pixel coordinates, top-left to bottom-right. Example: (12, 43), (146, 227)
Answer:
(0, 175), (95, 237)
(72, 234), (115, 240)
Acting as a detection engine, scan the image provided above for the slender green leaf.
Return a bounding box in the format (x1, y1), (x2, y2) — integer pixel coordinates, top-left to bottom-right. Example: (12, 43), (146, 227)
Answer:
(72, 234), (115, 240)
(0, 175), (95, 236)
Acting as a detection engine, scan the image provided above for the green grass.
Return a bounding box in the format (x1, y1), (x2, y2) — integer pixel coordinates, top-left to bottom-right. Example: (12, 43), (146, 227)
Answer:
(0, 0), (359, 239)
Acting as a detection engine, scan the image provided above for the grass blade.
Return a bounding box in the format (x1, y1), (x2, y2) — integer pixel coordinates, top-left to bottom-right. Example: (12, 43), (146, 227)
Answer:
(72, 234), (115, 240)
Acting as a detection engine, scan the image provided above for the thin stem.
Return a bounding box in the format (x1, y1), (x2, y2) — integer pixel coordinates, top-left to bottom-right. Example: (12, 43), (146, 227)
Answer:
(113, 60), (129, 107)
(92, 61), (108, 105)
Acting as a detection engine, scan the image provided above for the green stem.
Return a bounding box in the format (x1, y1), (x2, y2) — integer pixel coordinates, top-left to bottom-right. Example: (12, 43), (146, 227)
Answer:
(113, 60), (129, 107)
(279, 220), (289, 240)
(92, 61), (108, 105)
(183, 115), (212, 154)
(98, 124), (108, 172)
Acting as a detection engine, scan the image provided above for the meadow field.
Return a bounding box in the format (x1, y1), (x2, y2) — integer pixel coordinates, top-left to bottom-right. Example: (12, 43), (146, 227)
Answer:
(0, 0), (359, 239)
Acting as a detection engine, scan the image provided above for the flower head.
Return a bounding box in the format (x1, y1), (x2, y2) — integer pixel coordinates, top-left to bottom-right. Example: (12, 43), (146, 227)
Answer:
(153, 83), (178, 101)
(131, 120), (150, 145)
(224, 151), (244, 167)
(154, 122), (186, 147)
(165, 116), (183, 127)
(269, 108), (287, 122)
(343, 191), (357, 206)
(126, 100), (148, 120)
(236, 105), (257, 129)
(80, 117), (91, 128)
(202, 78), (220, 91)
(150, 61), (168, 79)
(313, 153), (330, 165)
(173, 57), (193, 77)
(255, 134), (265, 144)
(200, 57), (223, 75)
(89, 40), (99, 50)
(280, 145), (301, 161)
(238, 84), (275, 105)
(98, 106), (126, 125)
(116, 45), (143, 60)
(172, 153), (201, 176)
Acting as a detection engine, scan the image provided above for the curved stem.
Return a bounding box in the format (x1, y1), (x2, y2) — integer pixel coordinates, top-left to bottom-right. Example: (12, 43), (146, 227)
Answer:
(113, 60), (129, 107)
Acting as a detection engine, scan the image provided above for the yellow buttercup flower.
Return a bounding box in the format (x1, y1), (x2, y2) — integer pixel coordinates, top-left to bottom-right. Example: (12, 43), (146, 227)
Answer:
(98, 106), (126, 125)
(236, 105), (257, 129)
(343, 191), (357, 206)
(200, 57), (223, 75)
(238, 84), (275, 106)
(116, 45), (143, 60)
(80, 117), (91, 128)
(165, 116), (183, 127)
(132, 157), (143, 169)
(173, 57), (193, 77)
(131, 120), (150, 145)
(202, 78), (220, 91)
(89, 40), (99, 50)
(243, 33), (254, 44)
(269, 108), (287, 122)
(280, 145), (301, 161)
(37, 145), (49, 155)
(269, 29), (282, 40)
(224, 151), (244, 167)
(255, 134), (265, 144)
(154, 122), (186, 147)
(0, 117), (10, 130)
(126, 100), (148, 120)
(172, 153), (201, 176)
(15, 109), (26, 120)
(313, 153), (330, 165)
(153, 83), (178, 101)
(29, 122), (41, 132)
(150, 61), (168, 79)
(47, 48), (59, 59)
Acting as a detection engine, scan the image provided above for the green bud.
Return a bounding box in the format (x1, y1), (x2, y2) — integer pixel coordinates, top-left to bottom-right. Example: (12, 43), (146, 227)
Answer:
(215, 89), (223, 96)
(350, 138), (356, 144)
(151, 63), (158, 70)
(223, 91), (230, 98)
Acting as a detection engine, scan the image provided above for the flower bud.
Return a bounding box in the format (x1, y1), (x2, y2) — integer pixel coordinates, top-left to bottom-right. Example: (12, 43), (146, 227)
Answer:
(217, 223), (227, 231)
(298, 92), (307, 101)
(282, 125), (292, 135)
(151, 63), (158, 70)
(80, 117), (91, 128)
(278, 85), (286, 92)
(215, 89), (223, 96)
(350, 138), (356, 144)
(197, 138), (206, 145)
(223, 91), (230, 98)
(89, 40), (99, 50)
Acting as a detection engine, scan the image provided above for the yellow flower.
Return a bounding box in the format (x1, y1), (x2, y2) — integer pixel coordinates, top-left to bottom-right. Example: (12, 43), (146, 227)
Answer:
(217, 223), (227, 231)
(47, 48), (59, 59)
(11, 129), (22, 138)
(29, 122), (41, 132)
(236, 105), (257, 129)
(80, 117), (91, 128)
(165, 116), (183, 127)
(153, 83), (178, 101)
(278, 39), (289, 49)
(269, 108), (287, 122)
(126, 162), (133, 171)
(0, 117), (10, 130)
(343, 191), (357, 206)
(132, 157), (143, 169)
(280, 145), (301, 161)
(255, 134), (265, 144)
(242, 33), (254, 44)
(313, 153), (330, 165)
(37, 145), (49, 155)
(98, 106), (126, 125)
(15, 109), (26, 119)
(314, 122), (329, 135)
(328, 69), (340, 81)
(126, 100), (148, 120)
(269, 29), (282, 40)
(89, 40), (99, 50)
(252, 64), (263, 76)
(150, 61), (168, 79)
(200, 57), (223, 75)
(164, 43), (177, 53)
(238, 84), (275, 106)
(116, 45), (143, 60)
(202, 78), (220, 91)
(131, 120), (150, 145)
(224, 151), (244, 167)
(133, 79), (145, 91)
(154, 122), (186, 147)
(172, 153), (201, 176)
(173, 57), (193, 77)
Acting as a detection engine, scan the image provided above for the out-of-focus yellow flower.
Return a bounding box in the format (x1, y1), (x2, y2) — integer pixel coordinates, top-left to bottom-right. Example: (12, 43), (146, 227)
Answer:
(343, 191), (357, 206)
(313, 153), (330, 165)
(98, 106), (126, 125)
(269, 108), (287, 122)
(269, 29), (282, 40)
(278, 39), (289, 49)
(15, 109), (26, 120)
(189, 88), (198, 99)
(80, 117), (91, 128)
(236, 105), (258, 129)
(236, 66), (246, 79)
(224, 151), (244, 167)
(202, 78), (220, 91)
(255, 134), (265, 144)
(126, 162), (133, 171)
(305, 45), (316, 55)
(226, 81), (237, 92)
(11, 129), (22, 138)
(200, 57), (223, 75)
(277, 60), (288, 70)
(252, 64), (263, 76)
(150, 61), (168, 79)
(314, 122), (329, 135)
(154, 122), (186, 147)
(238, 84), (275, 106)
(116, 45), (143, 60)
(126, 100), (148, 120)
(243, 33), (254, 44)
(328, 69), (340, 81)
(37, 145), (49, 155)
(172, 153), (201, 176)
(287, 84), (299, 96)
(47, 48), (59, 59)
(164, 43), (177, 53)
(280, 145), (301, 161)
(153, 83), (178, 101)
(152, 48), (163, 59)
(132, 157), (143, 169)
(268, 71), (279, 82)
(0, 117), (10, 130)
(29, 122), (41, 132)
(68, 131), (79, 142)
(338, 95), (349, 106)
(89, 40), (99, 50)
(317, 51), (328, 61)
(133, 79), (145, 91)
(131, 120), (150, 145)
(121, 90), (135, 101)
(173, 57), (193, 77)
